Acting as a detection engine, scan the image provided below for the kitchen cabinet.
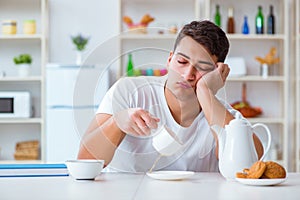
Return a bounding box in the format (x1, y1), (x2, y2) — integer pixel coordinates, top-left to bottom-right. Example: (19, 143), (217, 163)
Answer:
(295, 0), (300, 172)
(118, 0), (201, 78)
(206, 0), (289, 169)
(0, 0), (48, 163)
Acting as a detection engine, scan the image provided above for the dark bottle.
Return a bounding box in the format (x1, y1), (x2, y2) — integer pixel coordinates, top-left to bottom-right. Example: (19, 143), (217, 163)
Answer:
(227, 7), (235, 34)
(267, 5), (275, 34)
(214, 4), (221, 27)
(127, 53), (134, 76)
(255, 6), (264, 34)
(242, 16), (249, 34)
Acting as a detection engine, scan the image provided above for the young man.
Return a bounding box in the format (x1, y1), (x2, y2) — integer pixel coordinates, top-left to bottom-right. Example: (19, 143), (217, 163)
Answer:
(78, 20), (263, 172)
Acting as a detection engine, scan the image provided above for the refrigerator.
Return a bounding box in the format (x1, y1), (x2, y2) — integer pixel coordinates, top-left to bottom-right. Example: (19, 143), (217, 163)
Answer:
(46, 64), (110, 162)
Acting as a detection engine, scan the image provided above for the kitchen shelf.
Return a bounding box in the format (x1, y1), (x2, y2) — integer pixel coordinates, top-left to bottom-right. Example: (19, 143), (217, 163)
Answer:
(120, 34), (177, 40)
(0, 34), (43, 40)
(227, 34), (286, 40)
(0, 0), (48, 163)
(228, 76), (285, 82)
(118, 0), (200, 78)
(0, 76), (43, 82)
(0, 160), (43, 164)
(247, 118), (285, 124)
(206, 0), (289, 170)
(0, 118), (43, 124)
(121, 33), (286, 41)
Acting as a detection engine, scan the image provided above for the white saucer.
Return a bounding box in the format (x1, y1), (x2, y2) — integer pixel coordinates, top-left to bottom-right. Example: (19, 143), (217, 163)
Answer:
(146, 171), (195, 181)
(235, 177), (287, 186)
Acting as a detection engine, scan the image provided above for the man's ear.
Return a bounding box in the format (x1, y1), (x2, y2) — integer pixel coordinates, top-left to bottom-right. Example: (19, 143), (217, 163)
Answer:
(167, 51), (174, 68)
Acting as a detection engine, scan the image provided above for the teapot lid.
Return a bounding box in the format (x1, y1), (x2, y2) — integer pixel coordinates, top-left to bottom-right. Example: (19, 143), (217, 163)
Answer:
(228, 118), (249, 126)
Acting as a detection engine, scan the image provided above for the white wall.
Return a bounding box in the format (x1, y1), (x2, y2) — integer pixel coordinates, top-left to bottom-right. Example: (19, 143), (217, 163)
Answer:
(48, 0), (119, 64)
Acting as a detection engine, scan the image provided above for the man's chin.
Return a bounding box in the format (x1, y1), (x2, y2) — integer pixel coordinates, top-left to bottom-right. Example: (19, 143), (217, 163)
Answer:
(175, 90), (197, 101)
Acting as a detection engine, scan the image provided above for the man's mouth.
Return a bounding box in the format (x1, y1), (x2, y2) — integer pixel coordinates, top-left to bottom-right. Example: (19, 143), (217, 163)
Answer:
(176, 81), (193, 89)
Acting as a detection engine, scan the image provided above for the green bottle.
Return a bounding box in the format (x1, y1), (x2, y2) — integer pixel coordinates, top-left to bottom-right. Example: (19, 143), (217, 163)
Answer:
(214, 4), (221, 27)
(256, 6), (264, 34)
(267, 5), (275, 34)
(127, 53), (134, 76)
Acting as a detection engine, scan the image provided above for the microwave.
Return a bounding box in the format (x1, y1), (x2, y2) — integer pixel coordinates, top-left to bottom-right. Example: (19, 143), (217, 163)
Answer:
(0, 92), (31, 118)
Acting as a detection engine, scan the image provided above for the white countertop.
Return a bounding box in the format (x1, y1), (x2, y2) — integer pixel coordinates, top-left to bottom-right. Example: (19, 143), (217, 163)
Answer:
(1, 172), (299, 200)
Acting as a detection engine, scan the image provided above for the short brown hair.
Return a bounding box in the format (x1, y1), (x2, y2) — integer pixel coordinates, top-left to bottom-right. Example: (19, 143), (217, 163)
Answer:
(174, 20), (229, 62)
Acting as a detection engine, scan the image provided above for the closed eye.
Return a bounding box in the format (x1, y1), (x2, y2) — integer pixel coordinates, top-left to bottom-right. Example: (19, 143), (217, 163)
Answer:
(177, 57), (188, 65)
(178, 60), (188, 64)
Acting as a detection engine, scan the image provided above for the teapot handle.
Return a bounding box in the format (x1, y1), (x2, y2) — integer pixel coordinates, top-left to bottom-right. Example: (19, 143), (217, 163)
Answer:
(252, 123), (272, 161)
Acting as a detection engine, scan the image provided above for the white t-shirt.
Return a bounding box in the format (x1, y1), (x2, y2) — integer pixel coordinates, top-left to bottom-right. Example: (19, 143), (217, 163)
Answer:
(97, 75), (242, 173)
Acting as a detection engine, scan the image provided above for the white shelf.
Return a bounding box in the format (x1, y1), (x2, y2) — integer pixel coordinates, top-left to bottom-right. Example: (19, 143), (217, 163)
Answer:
(0, 34), (44, 40)
(120, 33), (177, 40)
(247, 118), (285, 124)
(227, 34), (286, 40)
(0, 118), (43, 124)
(120, 33), (286, 41)
(0, 160), (43, 164)
(228, 76), (285, 82)
(207, 0), (290, 170)
(0, 76), (43, 82)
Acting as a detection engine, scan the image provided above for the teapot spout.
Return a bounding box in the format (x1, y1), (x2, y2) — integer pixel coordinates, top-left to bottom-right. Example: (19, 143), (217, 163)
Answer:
(211, 125), (225, 160)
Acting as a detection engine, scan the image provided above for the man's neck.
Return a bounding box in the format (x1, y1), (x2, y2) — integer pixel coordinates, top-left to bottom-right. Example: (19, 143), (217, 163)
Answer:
(165, 88), (201, 127)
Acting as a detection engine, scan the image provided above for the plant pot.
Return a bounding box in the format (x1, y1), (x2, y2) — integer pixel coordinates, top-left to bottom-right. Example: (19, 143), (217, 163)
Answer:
(76, 51), (83, 66)
(17, 64), (30, 77)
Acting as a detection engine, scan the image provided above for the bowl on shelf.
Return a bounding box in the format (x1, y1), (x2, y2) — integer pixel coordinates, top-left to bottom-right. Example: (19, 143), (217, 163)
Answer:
(65, 159), (104, 180)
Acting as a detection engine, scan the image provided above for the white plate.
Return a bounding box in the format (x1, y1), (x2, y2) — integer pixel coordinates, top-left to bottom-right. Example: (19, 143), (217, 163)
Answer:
(146, 171), (195, 181)
(235, 177), (287, 186)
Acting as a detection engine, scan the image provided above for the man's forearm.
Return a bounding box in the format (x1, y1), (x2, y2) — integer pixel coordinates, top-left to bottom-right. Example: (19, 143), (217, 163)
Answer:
(78, 116), (125, 166)
(197, 83), (234, 127)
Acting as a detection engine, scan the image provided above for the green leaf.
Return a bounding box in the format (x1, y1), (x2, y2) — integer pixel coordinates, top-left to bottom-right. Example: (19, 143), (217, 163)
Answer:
(71, 34), (89, 51)
(13, 54), (32, 65)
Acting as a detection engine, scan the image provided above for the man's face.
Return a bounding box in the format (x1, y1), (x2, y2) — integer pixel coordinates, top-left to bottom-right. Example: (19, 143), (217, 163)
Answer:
(166, 36), (217, 100)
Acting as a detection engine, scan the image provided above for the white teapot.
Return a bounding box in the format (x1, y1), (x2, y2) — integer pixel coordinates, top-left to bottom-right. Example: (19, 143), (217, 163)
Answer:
(211, 118), (271, 180)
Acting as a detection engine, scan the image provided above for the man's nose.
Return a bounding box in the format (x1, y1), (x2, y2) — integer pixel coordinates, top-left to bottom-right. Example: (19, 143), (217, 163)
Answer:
(183, 64), (197, 80)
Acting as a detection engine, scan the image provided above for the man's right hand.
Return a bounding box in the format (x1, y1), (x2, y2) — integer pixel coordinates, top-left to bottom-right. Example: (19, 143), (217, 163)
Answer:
(114, 108), (160, 136)
(197, 62), (230, 95)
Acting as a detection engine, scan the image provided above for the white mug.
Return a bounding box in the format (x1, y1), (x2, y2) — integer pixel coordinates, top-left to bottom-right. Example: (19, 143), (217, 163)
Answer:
(152, 125), (183, 156)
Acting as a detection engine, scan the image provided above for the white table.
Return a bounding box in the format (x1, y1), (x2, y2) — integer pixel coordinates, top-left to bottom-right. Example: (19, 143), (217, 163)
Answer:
(1, 173), (300, 200)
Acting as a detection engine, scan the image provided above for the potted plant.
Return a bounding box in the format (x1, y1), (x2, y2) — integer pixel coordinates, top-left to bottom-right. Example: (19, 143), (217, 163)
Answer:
(71, 34), (89, 65)
(13, 54), (32, 77)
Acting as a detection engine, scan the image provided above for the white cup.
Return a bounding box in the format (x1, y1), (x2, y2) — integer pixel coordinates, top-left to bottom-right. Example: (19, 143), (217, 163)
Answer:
(152, 125), (183, 156)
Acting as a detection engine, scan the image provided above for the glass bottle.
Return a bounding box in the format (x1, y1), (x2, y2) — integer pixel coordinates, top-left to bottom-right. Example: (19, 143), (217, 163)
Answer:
(214, 4), (221, 27)
(227, 7), (235, 34)
(255, 6), (264, 34)
(126, 53), (134, 76)
(267, 5), (275, 34)
(242, 16), (249, 34)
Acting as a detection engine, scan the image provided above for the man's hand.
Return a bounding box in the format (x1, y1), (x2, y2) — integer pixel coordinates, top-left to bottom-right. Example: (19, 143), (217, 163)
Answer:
(114, 108), (160, 136)
(197, 63), (230, 95)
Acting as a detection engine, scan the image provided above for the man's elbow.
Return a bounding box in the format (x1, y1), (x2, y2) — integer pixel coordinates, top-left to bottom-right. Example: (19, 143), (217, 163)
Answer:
(77, 146), (96, 160)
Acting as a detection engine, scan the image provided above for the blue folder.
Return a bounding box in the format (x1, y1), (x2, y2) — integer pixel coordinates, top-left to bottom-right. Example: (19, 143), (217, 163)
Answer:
(0, 163), (69, 177)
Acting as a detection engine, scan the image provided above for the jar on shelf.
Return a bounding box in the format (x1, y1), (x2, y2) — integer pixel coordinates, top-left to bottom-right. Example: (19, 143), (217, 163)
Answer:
(23, 20), (36, 34)
(2, 20), (17, 35)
